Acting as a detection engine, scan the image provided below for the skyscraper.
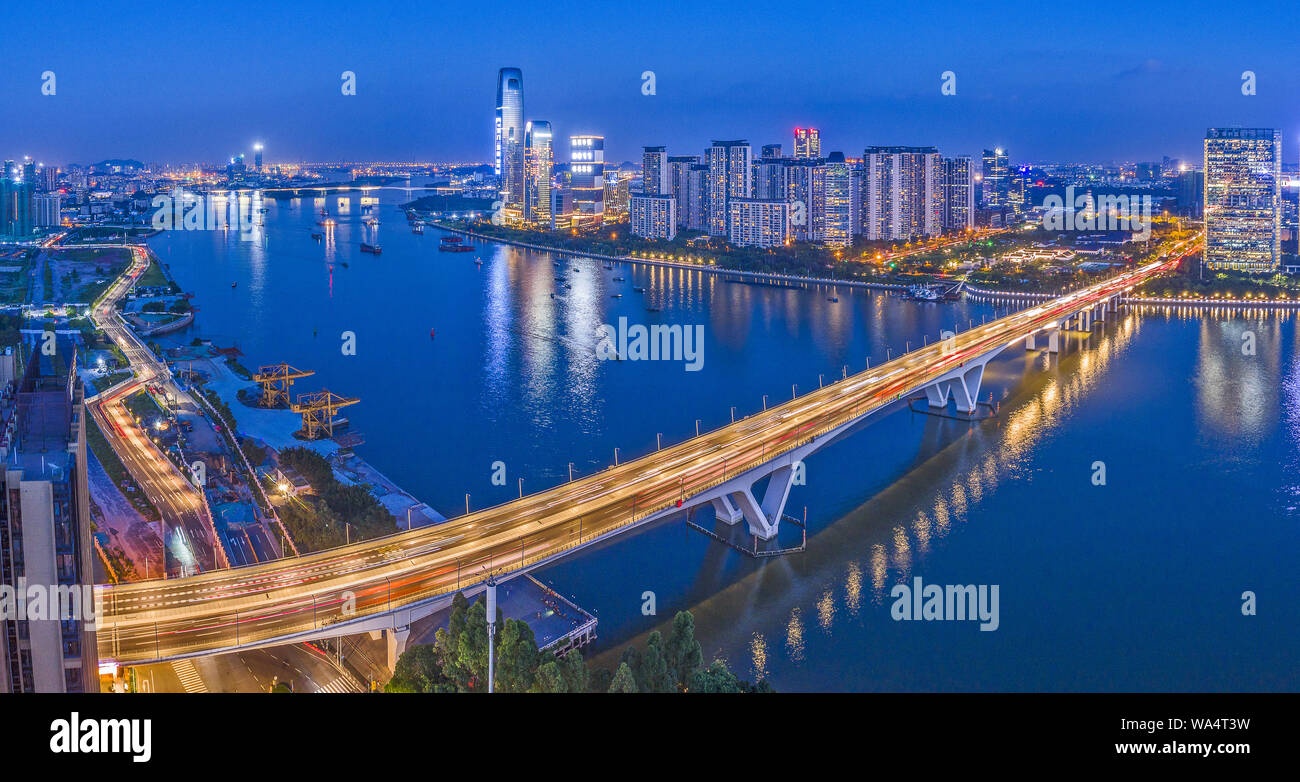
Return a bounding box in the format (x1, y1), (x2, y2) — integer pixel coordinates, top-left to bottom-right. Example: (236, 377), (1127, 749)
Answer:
(253, 143), (264, 174)
(0, 161), (34, 238)
(981, 148), (1009, 208)
(794, 128), (821, 159)
(524, 120), (553, 225)
(0, 338), (96, 693)
(941, 156), (974, 231)
(641, 146), (669, 196)
(1204, 127), (1281, 272)
(495, 68), (525, 207)
(813, 152), (853, 247)
(862, 146), (942, 241)
(668, 155), (700, 228)
(570, 135), (605, 226)
(706, 140), (752, 237)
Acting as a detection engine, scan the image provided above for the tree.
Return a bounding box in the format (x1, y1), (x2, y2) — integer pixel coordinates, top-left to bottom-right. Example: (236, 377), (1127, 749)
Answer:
(687, 659), (745, 693)
(494, 618), (541, 693)
(533, 661), (568, 693)
(608, 662), (638, 693)
(452, 600), (492, 691)
(635, 631), (676, 693)
(385, 643), (454, 693)
(558, 649), (589, 694)
(663, 611), (704, 689)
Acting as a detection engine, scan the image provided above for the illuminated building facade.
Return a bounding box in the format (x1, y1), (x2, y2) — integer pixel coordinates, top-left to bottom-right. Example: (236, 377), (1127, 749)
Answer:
(981, 148), (1009, 208)
(706, 140), (752, 236)
(523, 120), (553, 225)
(794, 128), (821, 159)
(570, 135), (605, 227)
(728, 198), (789, 247)
(862, 146), (942, 241)
(495, 68), (525, 207)
(1204, 127), (1281, 272)
(630, 194), (677, 240)
(941, 155), (974, 231)
(642, 146), (668, 195)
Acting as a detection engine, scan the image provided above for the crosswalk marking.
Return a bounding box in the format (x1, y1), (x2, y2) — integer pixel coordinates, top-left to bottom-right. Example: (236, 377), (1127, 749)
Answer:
(171, 659), (208, 693)
(316, 676), (359, 694)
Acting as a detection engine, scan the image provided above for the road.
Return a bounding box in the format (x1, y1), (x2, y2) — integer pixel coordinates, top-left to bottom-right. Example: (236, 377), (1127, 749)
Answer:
(95, 234), (1200, 665)
(84, 243), (222, 577)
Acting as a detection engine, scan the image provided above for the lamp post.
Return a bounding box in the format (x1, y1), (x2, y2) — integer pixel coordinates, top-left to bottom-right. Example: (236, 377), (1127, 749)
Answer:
(485, 577), (497, 694)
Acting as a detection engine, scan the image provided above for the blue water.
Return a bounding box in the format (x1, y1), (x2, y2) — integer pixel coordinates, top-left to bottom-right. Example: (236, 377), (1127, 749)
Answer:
(149, 188), (1300, 691)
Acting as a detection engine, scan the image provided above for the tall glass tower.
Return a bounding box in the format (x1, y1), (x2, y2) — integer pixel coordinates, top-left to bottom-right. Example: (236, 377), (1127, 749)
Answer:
(1204, 127), (1281, 272)
(495, 68), (525, 207)
(524, 120), (553, 224)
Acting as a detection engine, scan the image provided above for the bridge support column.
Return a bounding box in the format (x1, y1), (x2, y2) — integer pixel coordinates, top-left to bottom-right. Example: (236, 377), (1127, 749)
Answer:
(1094, 303), (1105, 322)
(1078, 309), (1090, 331)
(711, 495), (744, 525)
(1048, 328), (1061, 353)
(732, 464), (797, 541)
(1025, 333), (1036, 350)
(386, 626), (411, 673)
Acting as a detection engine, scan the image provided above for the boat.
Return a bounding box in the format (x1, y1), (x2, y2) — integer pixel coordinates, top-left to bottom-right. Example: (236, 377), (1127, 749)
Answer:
(412, 225), (424, 234)
(572, 267), (580, 272)
(611, 293), (622, 298)
(231, 281), (237, 288)
(311, 232), (323, 240)
(613, 276), (625, 282)
(439, 236), (473, 252)
(340, 261), (349, 268)
(828, 296), (839, 302)
(361, 242), (382, 254)
(429, 328), (436, 339)
(646, 306), (661, 312)
(905, 284), (941, 301)
(632, 286), (646, 293)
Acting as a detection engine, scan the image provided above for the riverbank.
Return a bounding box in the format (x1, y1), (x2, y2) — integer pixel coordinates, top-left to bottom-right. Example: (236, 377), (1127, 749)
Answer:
(432, 222), (908, 292)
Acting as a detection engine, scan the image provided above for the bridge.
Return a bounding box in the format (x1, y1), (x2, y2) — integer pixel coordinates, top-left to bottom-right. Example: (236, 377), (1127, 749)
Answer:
(94, 236), (1199, 668)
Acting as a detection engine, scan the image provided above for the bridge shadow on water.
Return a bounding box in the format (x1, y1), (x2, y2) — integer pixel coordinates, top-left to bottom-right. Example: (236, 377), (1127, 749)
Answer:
(584, 312), (1145, 683)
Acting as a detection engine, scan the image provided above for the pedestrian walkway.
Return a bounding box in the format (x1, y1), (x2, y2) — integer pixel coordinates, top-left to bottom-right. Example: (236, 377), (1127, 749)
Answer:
(171, 659), (209, 693)
(316, 675), (360, 693)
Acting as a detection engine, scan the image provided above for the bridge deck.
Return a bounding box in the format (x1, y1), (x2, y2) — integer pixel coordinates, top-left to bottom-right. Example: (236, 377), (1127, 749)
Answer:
(96, 240), (1195, 665)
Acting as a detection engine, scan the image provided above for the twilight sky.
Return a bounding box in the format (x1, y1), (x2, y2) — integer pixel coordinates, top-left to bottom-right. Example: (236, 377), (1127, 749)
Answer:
(3, 0), (1298, 167)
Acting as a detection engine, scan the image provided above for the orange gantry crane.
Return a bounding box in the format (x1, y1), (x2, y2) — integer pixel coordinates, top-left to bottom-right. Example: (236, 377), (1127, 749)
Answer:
(291, 390), (359, 440)
(253, 363), (315, 408)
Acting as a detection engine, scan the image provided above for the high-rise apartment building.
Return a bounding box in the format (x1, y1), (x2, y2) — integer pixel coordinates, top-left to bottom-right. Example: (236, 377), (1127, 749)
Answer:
(1204, 127), (1281, 272)
(0, 338), (96, 693)
(794, 128), (821, 159)
(630, 194), (677, 240)
(728, 198), (789, 247)
(642, 146), (668, 196)
(668, 156), (700, 228)
(523, 120), (553, 225)
(706, 140), (752, 237)
(941, 156), (974, 231)
(495, 68), (526, 207)
(862, 146), (942, 241)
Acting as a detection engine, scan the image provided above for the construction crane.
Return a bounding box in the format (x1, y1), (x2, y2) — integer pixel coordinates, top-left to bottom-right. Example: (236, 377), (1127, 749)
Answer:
(253, 363), (315, 408)
(291, 390), (359, 440)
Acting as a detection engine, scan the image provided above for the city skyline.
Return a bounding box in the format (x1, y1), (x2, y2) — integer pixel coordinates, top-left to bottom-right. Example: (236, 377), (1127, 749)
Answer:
(4, 1), (1300, 166)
